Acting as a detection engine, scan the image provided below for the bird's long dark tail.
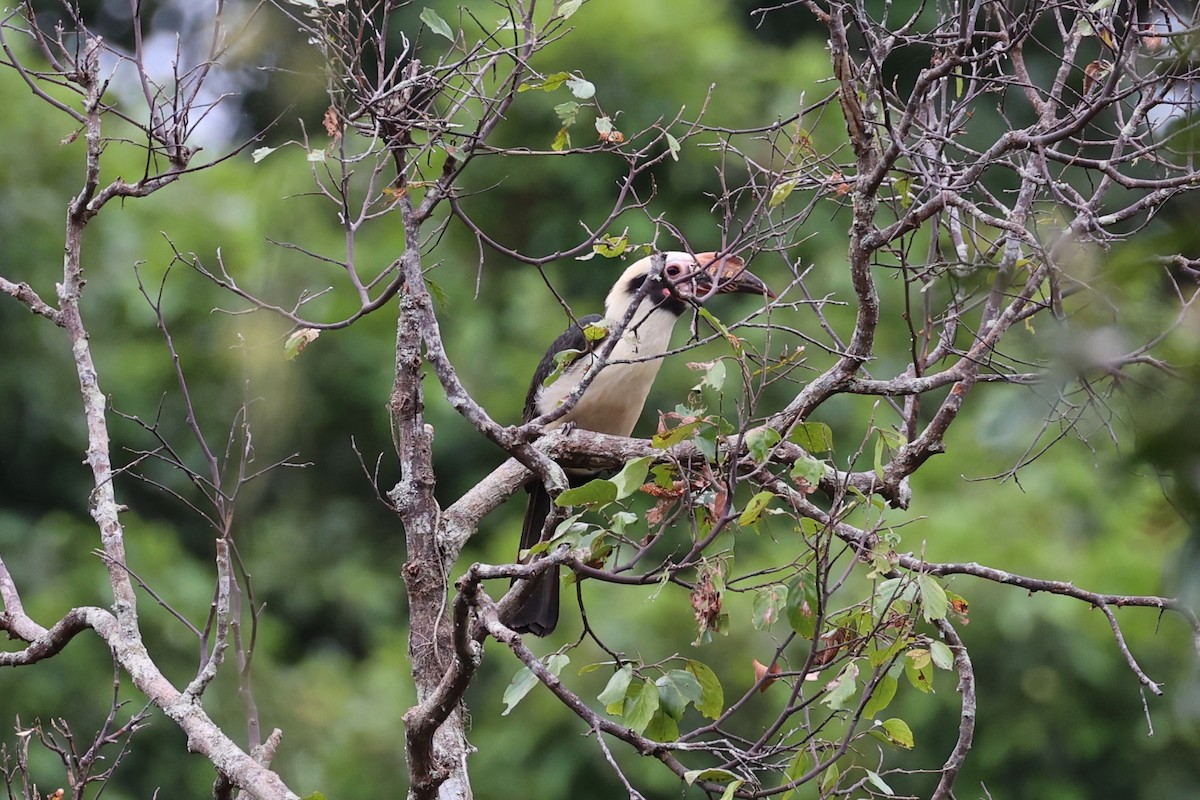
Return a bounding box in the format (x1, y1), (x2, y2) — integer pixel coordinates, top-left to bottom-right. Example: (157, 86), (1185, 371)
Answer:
(508, 481), (561, 636)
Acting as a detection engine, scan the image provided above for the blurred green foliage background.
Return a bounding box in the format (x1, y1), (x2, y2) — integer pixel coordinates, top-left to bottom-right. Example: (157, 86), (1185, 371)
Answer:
(1, 0), (1198, 798)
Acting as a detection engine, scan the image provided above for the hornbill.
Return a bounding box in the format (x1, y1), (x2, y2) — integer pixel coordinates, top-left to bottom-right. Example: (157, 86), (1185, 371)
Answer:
(508, 251), (773, 636)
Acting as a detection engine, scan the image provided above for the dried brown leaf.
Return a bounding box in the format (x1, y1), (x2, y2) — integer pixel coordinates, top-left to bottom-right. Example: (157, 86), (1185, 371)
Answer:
(323, 106), (342, 140)
(753, 658), (781, 692)
(691, 569), (722, 635)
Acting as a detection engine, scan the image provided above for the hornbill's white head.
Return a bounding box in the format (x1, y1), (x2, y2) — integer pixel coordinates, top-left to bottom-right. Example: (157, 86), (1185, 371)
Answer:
(526, 249), (774, 435)
(604, 251), (775, 321)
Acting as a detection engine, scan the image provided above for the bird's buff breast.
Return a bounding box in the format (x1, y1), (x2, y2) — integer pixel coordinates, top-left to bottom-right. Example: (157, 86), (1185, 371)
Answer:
(539, 353), (666, 437)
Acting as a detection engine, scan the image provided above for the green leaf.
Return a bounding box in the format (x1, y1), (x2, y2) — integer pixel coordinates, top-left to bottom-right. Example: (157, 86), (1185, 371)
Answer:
(609, 510), (637, 536)
(917, 574), (949, 622)
(420, 7), (455, 41)
(866, 539), (897, 579)
(718, 780), (746, 800)
(751, 583), (788, 629)
(284, 328), (320, 361)
(650, 463), (677, 488)
(597, 665), (634, 705)
(881, 717), (915, 749)
(546, 653), (570, 676)
(908, 647), (931, 669)
(501, 665), (538, 715)
(644, 708), (679, 742)
(306, 148), (326, 162)
(424, 277), (450, 312)
(302, 794), (327, 800)
(822, 661), (859, 711)
(789, 455), (824, 488)
(873, 427), (906, 479)
(555, 0), (583, 19)
(686, 660), (724, 719)
(862, 673), (897, 718)
(519, 71), (570, 92)
(519, 513), (584, 558)
(866, 770), (895, 795)
(656, 670), (703, 720)
(745, 426), (781, 462)
(555, 478), (617, 507)
(904, 649), (934, 693)
(738, 491), (775, 527)
(652, 419), (701, 448)
(894, 174), (913, 209)
(820, 762), (840, 793)
(671, 669), (705, 704)
(698, 307), (738, 351)
(789, 421), (833, 452)
(690, 359), (727, 392)
(798, 518), (823, 538)
(693, 426), (717, 461)
(566, 76), (595, 99)
(623, 679), (660, 734)
(684, 768), (742, 785)
(868, 633), (909, 668)
(572, 529), (611, 566)
(582, 321), (609, 342)
(769, 179), (797, 208)
(654, 675), (687, 720)
(592, 233), (629, 258)
(665, 132), (681, 161)
(929, 640), (954, 670)
(785, 572), (818, 639)
(554, 100), (580, 125)
(542, 347), (582, 387)
(779, 749), (811, 800)
(251, 146), (277, 163)
(555, 513), (588, 537)
(610, 456), (652, 499)
(874, 576), (917, 617)
(551, 126), (571, 151)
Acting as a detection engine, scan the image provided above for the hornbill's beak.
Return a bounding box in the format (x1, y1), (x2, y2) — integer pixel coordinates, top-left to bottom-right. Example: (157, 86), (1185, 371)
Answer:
(694, 252), (776, 299)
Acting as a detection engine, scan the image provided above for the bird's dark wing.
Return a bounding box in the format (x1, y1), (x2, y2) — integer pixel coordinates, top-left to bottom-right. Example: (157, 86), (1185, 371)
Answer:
(522, 313), (606, 423)
(510, 313), (606, 636)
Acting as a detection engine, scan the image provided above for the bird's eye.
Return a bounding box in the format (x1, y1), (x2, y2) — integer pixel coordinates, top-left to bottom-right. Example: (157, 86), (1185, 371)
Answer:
(665, 264), (683, 279)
